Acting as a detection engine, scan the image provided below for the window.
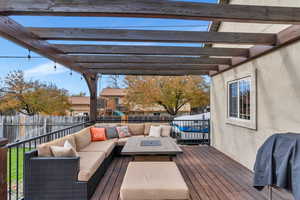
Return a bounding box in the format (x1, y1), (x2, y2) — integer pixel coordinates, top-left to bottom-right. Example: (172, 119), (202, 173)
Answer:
(228, 77), (251, 120)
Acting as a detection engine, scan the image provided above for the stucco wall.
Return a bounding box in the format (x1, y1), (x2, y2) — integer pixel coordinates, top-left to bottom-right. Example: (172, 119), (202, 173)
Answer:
(211, 0), (300, 170)
(211, 39), (300, 170)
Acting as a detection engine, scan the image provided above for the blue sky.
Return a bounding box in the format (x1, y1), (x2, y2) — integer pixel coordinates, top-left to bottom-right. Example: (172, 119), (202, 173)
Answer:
(0, 0), (217, 95)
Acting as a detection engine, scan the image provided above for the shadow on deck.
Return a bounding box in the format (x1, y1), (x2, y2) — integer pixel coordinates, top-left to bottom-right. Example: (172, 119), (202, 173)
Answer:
(91, 146), (293, 200)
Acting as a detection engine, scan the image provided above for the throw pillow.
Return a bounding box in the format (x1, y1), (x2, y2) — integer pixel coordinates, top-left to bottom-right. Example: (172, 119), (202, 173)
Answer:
(50, 145), (77, 157)
(160, 125), (172, 137)
(116, 126), (131, 138)
(106, 127), (119, 139)
(148, 126), (162, 137)
(64, 140), (79, 157)
(90, 127), (107, 141)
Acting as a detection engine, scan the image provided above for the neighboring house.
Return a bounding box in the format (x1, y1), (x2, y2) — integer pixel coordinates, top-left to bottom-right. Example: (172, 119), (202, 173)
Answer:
(99, 88), (127, 115)
(210, 0), (300, 170)
(68, 88), (191, 117)
(67, 96), (90, 116)
(99, 88), (191, 116)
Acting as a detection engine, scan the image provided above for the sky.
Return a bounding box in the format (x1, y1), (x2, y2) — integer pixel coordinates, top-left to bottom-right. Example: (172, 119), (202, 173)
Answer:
(0, 0), (217, 95)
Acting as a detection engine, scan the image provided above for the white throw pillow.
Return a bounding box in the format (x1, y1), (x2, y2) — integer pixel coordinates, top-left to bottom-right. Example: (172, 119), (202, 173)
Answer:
(160, 125), (172, 137)
(50, 146), (77, 157)
(64, 140), (79, 157)
(148, 126), (162, 137)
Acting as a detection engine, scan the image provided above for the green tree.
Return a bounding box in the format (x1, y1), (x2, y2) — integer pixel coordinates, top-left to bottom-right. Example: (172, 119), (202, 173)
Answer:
(124, 76), (209, 116)
(0, 70), (71, 115)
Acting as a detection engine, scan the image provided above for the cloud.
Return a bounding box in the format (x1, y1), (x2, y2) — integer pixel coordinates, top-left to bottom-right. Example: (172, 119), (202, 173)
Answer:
(24, 62), (67, 78)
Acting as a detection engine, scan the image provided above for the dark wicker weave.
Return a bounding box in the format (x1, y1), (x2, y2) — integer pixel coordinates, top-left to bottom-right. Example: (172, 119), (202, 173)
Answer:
(24, 147), (116, 200)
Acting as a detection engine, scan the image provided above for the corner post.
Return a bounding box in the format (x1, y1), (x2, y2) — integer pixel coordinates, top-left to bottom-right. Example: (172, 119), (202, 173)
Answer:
(0, 138), (8, 200)
(83, 73), (98, 123)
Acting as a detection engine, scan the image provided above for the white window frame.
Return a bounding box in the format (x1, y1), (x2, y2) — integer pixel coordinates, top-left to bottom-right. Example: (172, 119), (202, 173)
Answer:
(225, 70), (257, 130)
(228, 77), (251, 121)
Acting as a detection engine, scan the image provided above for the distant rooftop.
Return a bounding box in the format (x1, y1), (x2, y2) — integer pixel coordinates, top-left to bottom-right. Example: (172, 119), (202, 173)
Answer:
(69, 96), (90, 105)
(100, 88), (126, 97)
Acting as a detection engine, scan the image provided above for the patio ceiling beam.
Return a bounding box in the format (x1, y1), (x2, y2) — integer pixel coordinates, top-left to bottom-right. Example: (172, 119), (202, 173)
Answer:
(54, 44), (250, 57)
(0, 16), (84, 73)
(87, 69), (210, 76)
(69, 55), (232, 65)
(79, 63), (219, 71)
(1, 1), (300, 24)
(29, 28), (277, 45)
(213, 25), (300, 76)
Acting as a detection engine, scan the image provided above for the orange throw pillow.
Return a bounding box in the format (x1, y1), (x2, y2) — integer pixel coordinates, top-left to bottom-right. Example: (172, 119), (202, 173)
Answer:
(90, 127), (107, 142)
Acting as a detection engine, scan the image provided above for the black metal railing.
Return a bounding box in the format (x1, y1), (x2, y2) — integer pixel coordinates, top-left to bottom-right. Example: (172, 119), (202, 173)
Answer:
(96, 119), (210, 145)
(5, 121), (91, 200)
(4, 118), (210, 200)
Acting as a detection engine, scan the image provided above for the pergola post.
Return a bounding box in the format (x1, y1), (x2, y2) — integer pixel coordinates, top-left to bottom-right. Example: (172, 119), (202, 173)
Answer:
(0, 138), (8, 200)
(83, 73), (98, 122)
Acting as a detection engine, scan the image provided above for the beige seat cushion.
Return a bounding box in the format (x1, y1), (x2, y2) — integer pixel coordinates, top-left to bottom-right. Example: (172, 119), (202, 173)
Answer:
(126, 123), (145, 136)
(144, 123), (169, 136)
(78, 152), (105, 181)
(74, 127), (92, 151)
(117, 135), (144, 146)
(120, 162), (189, 200)
(37, 135), (76, 157)
(80, 139), (117, 157)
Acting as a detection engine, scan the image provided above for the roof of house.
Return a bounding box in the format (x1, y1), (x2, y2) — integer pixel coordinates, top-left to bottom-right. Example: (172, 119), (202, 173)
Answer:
(69, 96), (90, 105)
(100, 88), (126, 97)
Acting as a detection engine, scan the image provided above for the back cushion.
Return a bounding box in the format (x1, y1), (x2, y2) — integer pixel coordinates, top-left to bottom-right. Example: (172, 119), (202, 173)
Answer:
(160, 125), (172, 137)
(37, 135), (76, 157)
(127, 123), (145, 135)
(95, 123), (121, 127)
(74, 127), (92, 150)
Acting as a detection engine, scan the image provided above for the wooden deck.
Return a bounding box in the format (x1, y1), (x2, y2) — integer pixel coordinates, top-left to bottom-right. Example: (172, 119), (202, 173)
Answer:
(91, 146), (293, 200)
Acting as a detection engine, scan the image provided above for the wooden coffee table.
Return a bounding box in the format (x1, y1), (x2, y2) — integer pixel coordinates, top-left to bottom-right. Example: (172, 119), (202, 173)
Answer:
(121, 137), (183, 161)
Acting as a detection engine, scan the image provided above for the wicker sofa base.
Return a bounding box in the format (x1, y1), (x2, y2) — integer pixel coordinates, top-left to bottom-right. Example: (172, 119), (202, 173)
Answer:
(24, 147), (116, 200)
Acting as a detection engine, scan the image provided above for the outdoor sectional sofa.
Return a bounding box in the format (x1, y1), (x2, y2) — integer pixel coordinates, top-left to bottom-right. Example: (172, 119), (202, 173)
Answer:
(24, 122), (170, 200)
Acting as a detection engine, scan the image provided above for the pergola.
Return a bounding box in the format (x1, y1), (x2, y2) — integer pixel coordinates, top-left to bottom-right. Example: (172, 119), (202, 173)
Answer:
(1, 0), (300, 122)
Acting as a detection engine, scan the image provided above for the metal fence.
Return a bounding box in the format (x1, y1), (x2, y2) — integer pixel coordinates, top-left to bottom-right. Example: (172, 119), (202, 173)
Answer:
(96, 119), (210, 145)
(5, 122), (91, 200)
(97, 115), (175, 122)
(0, 115), (87, 143)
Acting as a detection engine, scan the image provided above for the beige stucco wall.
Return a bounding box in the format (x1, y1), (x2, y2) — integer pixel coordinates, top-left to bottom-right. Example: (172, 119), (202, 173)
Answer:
(211, 0), (300, 170)
(211, 39), (300, 170)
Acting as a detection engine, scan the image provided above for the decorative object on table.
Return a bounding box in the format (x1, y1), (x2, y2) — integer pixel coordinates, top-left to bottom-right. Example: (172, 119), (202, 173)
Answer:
(140, 140), (161, 146)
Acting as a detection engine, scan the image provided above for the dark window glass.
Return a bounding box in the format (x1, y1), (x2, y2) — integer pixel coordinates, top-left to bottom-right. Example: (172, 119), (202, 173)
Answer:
(229, 82), (238, 118)
(229, 78), (251, 120)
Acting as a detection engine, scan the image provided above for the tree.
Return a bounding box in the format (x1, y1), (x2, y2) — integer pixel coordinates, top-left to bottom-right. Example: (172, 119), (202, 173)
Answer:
(0, 70), (71, 116)
(108, 75), (122, 88)
(124, 76), (209, 116)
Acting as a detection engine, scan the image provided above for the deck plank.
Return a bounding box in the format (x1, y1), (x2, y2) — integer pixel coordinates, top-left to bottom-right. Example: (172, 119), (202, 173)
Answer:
(90, 146), (293, 200)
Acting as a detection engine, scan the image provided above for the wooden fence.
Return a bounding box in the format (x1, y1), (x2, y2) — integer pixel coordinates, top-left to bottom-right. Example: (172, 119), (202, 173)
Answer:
(0, 115), (87, 143)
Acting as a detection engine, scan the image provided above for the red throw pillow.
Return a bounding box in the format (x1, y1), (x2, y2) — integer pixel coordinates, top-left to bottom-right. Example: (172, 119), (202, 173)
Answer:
(90, 127), (107, 142)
